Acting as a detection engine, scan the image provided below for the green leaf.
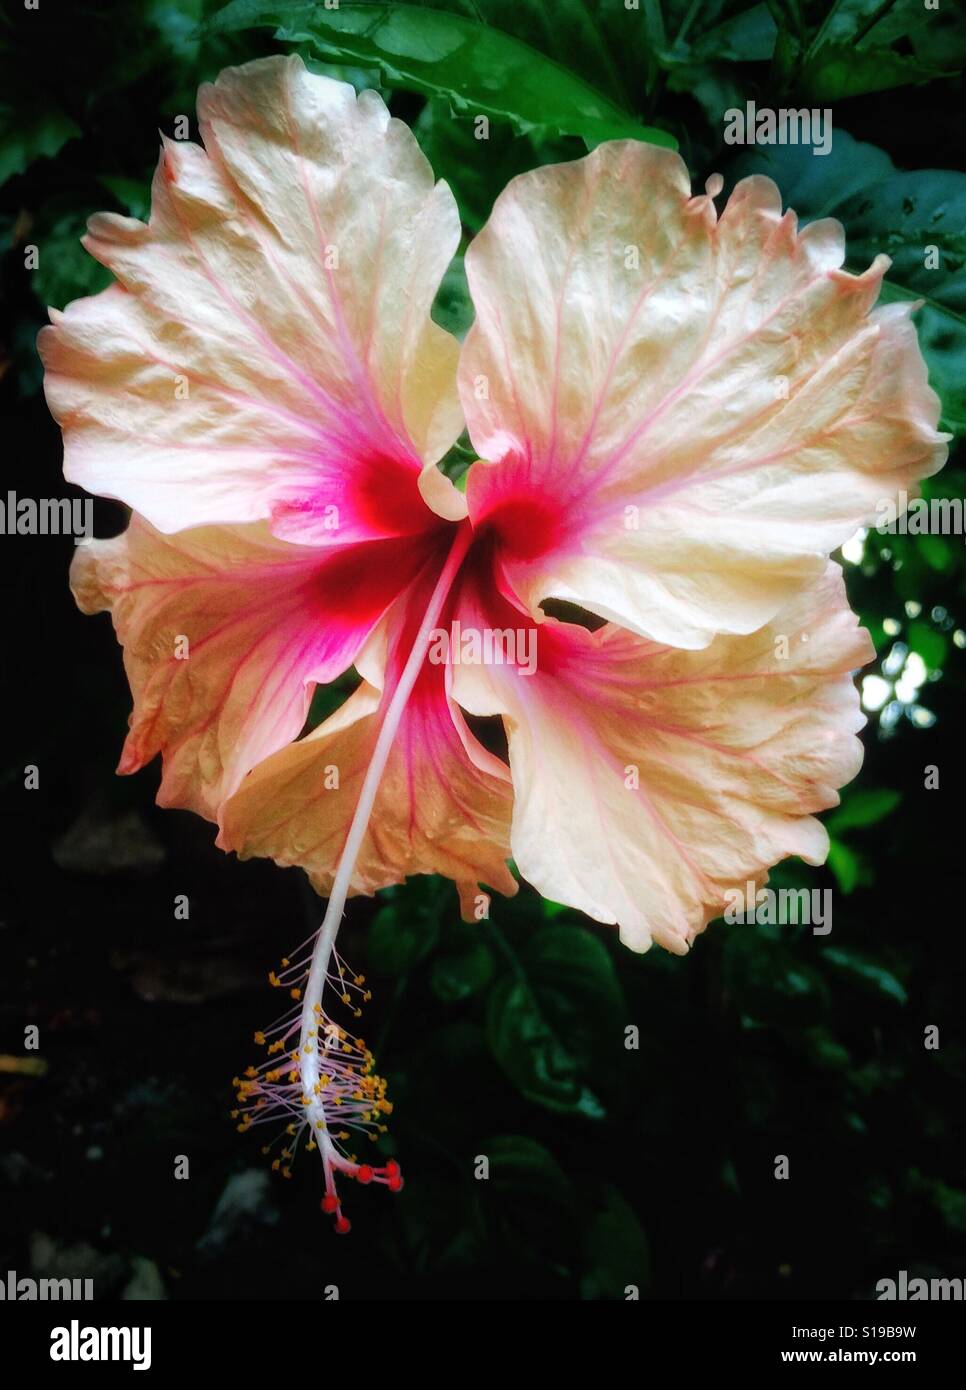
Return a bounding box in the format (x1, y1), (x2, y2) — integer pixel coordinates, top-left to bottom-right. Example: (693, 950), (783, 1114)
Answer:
(480, 1135), (579, 1268)
(801, 43), (946, 102)
(800, 0), (962, 99)
(430, 936), (495, 1003)
(819, 946), (908, 1006)
(826, 839), (863, 894)
(524, 924), (626, 1019)
(431, 253), (474, 339)
(359, 0), (664, 113)
(540, 898), (571, 921)
(32, 209), (112, 312)
(206, 0), (676, 147)
(484, 1134), (575, 1211)
(826, 787), (901, 835)
(367, 898), (440, 975)
(486, 975), (606, 1118)
(807, 0), (966, 71)
(907, 1170), (966, 1234)
(485, 924), (624, 1117)
(918, 532), (957, 573)
(693, 3), (777, 63)
(580, 1185), (651, 1300)
(414, 97), (568, 234)
(0, 96), (80, 189)
(792, 1024), (851, 1072)
(769, 23), (802, 90)
(723, 933), (831, 1026)
(728, 130), (966, 435)
(906, 620), (947, 671)
(665, 62), (742, 129)
(148, 0), (206, 64)
(99, 174), (154, 222)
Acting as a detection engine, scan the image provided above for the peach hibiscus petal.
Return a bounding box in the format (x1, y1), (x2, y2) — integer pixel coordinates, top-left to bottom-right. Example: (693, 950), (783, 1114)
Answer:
(40, 54), (465, 543)
(218, 662), (518, 919)
(451, 562), (873, 954)
(459, 141), (948, 648)
(72, 515), (441, 820)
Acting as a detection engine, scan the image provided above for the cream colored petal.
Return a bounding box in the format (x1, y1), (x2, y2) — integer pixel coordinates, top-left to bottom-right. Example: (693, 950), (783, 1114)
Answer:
(219, 670), (517, 917)
(41, 55), (463, 541)
(452, 563), (872, 953)
(73, 515), (431, 819)
(460, 141), (947, 648)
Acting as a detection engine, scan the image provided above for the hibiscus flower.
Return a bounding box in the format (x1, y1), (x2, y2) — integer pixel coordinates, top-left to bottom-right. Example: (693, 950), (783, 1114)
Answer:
(40, 56), (947, 1228)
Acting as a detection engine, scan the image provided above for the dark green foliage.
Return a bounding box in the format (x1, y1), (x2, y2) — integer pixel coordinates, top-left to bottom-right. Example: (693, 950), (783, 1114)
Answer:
(1, 0), (963, 1301)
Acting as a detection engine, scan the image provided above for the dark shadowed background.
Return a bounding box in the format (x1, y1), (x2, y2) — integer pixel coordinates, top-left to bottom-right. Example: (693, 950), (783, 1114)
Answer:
(1, 0), (965, 1301)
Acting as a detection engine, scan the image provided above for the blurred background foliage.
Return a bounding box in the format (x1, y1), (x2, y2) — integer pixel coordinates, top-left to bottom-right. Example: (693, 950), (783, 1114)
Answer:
(1, 0), (965, 1300)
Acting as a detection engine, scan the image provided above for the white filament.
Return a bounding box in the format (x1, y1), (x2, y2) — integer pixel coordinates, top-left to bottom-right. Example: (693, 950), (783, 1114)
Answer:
(299, 524), (473, 1145)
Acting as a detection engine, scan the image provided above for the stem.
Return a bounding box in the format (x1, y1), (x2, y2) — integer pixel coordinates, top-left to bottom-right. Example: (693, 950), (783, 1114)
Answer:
(804, 0), (846, 60)
(672, 0), (702, 50)
(851, 0), (899, 47)
(298, 522), (473, 1129)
